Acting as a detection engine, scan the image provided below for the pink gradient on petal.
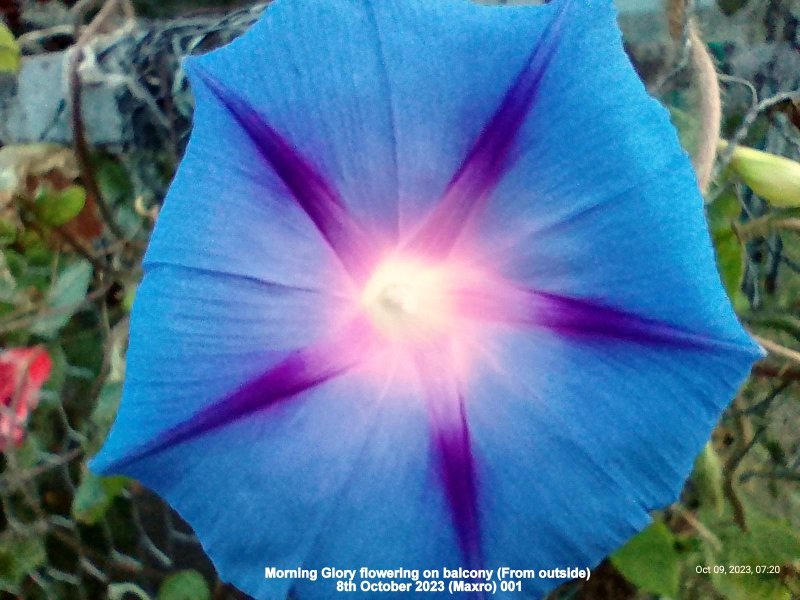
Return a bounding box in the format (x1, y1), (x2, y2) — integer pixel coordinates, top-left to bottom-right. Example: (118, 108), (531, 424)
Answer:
(344, 240), (513, 389)
(414, 343), (483, 573)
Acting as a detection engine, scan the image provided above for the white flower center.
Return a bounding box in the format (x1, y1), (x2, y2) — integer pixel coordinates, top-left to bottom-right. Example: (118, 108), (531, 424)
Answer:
(361, 257), (451, 339)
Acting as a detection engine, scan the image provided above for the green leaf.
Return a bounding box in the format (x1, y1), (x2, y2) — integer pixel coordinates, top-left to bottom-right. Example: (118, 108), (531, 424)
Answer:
(693, 442), (725, 516)
(0, 534), (46, 591)
(122, 283), (137, 313)
(43, 342), (68, 395)
(611, 520), (681, 597)
(17, 228), (50, 266)
(94, 155), (133, 207)
(717, 0), (749, 15)
(31, 260), (93, 338)
(747, 514), (800, 564)
(158, 570), (211, 600)
(702, 510), (800, 600)
(0, 218), (18, 246)
(71, 471), (129, 525)
(86, 381), (123, 454)
(0, 23), (20, 74)
(711, 578), (791, 600)
(91, 381), (122, 430)
(109, 583), (153, 600)
(707, 188), (741, 231)
(712, 227), (747, 311)
(34, 184), (86, 227)
(14, 432), (42, 470)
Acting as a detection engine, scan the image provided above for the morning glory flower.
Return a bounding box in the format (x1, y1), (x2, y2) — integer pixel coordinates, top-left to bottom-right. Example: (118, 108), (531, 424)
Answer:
(92, 0), (761, 597)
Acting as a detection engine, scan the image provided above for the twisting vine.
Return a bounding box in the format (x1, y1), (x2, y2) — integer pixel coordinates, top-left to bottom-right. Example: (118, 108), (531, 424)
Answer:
(666, 0), (722, 193)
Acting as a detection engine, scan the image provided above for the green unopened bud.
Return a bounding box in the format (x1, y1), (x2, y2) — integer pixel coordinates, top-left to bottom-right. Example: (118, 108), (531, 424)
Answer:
(720, 140), (800, 208)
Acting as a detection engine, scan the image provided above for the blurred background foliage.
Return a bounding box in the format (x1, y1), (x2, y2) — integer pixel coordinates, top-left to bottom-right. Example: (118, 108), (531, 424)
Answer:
(0, 0), (798, 599)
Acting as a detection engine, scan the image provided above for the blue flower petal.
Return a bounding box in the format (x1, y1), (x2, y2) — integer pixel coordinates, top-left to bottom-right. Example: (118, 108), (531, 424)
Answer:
(145, 68), (346, 291)
(291, 385), (465, 599)
(96, 342), (466, 597)
(484, 158), (758, 348)
(91, 265), (349, 466)
(461, 1), (754, 348)
(404, 0), (570, 258)
(466, 326), (756, 598)
(188, 68), (379, 282)
(183, 0), (569, 241)
(102, 373), (428, 600)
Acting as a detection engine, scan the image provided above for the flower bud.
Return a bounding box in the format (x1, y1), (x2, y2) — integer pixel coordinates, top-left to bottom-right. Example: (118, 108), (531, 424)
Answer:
(720, 140), (800, 207)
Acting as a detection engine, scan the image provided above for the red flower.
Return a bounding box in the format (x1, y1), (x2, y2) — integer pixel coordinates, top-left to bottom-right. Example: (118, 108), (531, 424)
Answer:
(0, 347), (52, 451)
